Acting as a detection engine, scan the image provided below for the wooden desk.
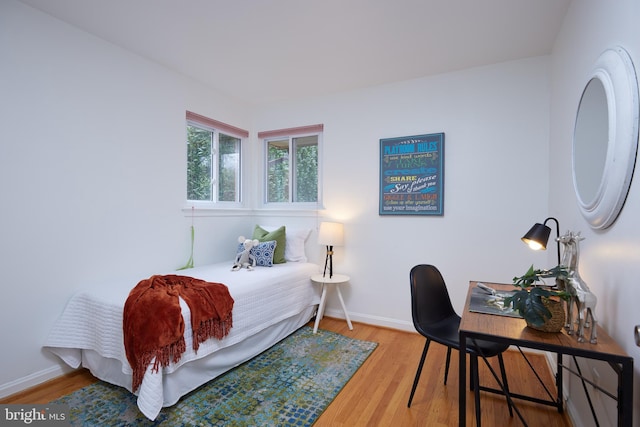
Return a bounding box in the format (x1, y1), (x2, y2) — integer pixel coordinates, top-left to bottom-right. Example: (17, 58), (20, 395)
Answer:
(458, 281), (633, 427)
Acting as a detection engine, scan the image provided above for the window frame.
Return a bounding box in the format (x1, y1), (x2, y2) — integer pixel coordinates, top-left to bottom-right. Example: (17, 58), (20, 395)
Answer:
(259, 124), (323, 209)
(185, 111), (248, 209)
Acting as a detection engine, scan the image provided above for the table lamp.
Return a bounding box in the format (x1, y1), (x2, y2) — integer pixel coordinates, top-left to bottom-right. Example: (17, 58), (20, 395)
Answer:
(521, 216), (561, 265)
(318, 221), (344, 278)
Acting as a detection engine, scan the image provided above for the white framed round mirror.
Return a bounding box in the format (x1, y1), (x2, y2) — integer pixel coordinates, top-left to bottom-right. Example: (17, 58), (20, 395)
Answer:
(572, 46), (639, 230)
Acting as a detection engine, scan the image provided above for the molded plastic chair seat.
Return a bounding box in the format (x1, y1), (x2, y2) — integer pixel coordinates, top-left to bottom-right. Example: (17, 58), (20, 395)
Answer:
(417, 317), (509, 356)
(407, 264), (512, 426)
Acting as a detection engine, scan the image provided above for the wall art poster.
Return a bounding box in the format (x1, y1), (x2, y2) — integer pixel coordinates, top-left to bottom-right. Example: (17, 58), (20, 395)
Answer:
(379, 132), (444, 216)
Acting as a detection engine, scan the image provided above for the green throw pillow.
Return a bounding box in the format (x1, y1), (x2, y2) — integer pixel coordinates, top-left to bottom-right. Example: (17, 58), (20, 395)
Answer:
(253, 225), (286, 264)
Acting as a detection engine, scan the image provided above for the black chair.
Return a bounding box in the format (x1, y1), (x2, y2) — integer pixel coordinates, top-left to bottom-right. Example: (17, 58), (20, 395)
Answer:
(407, 264), (513, 424)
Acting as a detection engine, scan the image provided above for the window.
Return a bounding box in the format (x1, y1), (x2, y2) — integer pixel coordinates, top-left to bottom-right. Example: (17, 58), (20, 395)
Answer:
(185, 111), (248, 205)
(259, 125), (323, 205)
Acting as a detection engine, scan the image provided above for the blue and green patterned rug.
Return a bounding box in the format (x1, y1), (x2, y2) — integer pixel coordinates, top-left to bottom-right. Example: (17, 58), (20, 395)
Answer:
(53, 326), (377, 426)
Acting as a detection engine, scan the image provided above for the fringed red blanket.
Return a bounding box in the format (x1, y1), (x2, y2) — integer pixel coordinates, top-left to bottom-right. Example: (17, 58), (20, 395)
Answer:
(123, 274), (234, 392)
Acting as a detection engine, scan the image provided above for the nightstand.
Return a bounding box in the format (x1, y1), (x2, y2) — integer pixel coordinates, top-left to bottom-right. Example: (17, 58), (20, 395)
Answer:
(311, 273), (353, 333)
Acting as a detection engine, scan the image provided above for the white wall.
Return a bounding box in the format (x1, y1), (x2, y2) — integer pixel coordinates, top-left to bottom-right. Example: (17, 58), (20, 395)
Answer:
(4, 2), (637, 425)
(251, 56), (553, 328)
(550, 0), (640, 425)
(0, 0), (252, 394)
(1, 0), (554, 397)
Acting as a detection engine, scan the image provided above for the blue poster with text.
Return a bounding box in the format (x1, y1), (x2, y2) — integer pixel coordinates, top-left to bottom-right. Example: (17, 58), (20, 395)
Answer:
(379, 133), (444, 216)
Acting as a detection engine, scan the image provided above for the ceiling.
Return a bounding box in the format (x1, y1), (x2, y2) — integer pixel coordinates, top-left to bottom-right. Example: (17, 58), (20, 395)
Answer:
(19, 0), (572, 106)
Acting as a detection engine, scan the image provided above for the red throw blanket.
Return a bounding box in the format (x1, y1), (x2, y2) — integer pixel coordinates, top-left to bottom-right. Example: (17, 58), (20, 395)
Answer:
(123, 274), (234, 392)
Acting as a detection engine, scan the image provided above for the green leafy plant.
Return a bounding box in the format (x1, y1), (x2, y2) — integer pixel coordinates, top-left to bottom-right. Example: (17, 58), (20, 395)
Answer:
(505, 265), (569, 327)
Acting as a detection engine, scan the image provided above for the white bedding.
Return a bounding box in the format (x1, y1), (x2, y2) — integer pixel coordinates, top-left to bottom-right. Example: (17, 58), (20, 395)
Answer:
(44, 261), (321, 420)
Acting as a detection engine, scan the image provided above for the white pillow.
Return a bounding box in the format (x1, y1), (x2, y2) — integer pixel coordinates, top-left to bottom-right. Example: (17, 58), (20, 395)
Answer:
(260, 225), (311, 262)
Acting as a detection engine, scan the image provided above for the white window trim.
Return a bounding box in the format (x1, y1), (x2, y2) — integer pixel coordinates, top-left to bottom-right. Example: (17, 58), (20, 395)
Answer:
(259, 125), (323, 210)
(184, 111), (248, 211)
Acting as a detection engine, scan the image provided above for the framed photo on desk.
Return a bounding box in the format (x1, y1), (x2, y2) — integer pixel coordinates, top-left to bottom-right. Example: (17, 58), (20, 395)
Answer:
(468, 286), (520, 318)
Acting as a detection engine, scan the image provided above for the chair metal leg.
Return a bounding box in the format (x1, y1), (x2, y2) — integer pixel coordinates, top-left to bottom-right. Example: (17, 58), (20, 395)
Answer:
(497, 353), (513, 417)
(407, 338), (431, 407)
(444, 346), (452, 385)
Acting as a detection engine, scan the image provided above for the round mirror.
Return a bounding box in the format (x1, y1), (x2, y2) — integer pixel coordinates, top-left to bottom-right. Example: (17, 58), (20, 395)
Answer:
(572, 46), (639, 230)
(574, 78), (608, 204)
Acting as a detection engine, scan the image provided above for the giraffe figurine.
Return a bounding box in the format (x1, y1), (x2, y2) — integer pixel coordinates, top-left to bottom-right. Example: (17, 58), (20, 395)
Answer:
(557, 231), (597, 344)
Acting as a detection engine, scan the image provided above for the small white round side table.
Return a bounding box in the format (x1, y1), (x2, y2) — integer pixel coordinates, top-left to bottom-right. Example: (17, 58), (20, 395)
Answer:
(311, 273), (353, 333)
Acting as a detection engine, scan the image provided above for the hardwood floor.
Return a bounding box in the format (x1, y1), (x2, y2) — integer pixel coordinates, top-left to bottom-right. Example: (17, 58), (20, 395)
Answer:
(314, 318), (572, 427)
(2, 317), (572, 426)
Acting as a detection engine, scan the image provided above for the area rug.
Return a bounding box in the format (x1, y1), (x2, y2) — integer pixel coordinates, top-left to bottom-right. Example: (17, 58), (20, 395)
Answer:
(53, 326), (377, 426)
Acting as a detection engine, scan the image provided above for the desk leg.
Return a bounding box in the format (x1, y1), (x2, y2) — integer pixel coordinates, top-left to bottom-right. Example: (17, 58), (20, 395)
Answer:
(620, 358), (634, 427)
(313, 284), (328, 333)
(556, 353), (563, 413)
(335, 285), (353, 330)
(459, 330), (467, 426)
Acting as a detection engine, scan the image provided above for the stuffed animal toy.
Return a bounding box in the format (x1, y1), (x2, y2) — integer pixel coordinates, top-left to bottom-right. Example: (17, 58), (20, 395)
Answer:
(232, 236), (259, 271)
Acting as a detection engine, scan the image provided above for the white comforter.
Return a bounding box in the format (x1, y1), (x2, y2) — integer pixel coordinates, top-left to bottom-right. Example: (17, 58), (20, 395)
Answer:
(44, 261), (321, 419)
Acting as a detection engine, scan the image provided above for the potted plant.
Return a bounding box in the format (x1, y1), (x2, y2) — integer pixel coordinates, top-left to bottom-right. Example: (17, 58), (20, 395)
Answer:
(505, 265), (569, 332)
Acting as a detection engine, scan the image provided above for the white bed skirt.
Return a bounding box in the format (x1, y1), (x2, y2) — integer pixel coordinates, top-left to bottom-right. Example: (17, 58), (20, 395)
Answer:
(80, 306), (316, 418)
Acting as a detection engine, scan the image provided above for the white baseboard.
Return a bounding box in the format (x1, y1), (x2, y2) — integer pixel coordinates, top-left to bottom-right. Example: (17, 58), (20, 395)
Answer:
(0, 365), (72, 399)
(322, 307), (415, 332)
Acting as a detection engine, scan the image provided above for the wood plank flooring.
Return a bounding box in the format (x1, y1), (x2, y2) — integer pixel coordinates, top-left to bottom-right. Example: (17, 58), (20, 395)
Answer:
(1, 317), (572, 426)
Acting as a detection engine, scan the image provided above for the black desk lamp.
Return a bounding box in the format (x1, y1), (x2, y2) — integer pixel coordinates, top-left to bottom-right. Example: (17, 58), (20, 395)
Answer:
(521, 217), (561, 265)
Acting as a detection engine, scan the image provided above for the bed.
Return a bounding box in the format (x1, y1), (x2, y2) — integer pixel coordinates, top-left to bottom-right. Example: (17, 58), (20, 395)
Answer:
(44, 260), (322, 420)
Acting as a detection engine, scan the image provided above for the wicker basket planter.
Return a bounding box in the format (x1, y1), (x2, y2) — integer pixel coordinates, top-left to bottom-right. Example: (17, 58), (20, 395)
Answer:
(509, 265), (570, 333)
(526, 298), (565, 333)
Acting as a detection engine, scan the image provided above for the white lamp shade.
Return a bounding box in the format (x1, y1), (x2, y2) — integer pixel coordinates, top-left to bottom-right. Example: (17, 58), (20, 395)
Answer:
(318, 222), (344, 246)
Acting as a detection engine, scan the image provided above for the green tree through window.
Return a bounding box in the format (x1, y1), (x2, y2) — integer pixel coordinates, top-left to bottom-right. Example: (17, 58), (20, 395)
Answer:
(294, 137), (318, 202)
(266, 134), (318, 204)
(218, 134), (240, 202)
(187, 125), (212, 201)
(187, 123), (241, 203)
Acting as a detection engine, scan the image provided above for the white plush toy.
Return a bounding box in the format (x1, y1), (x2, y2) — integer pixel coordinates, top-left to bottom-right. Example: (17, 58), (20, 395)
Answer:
(232, 236), (259, 271)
